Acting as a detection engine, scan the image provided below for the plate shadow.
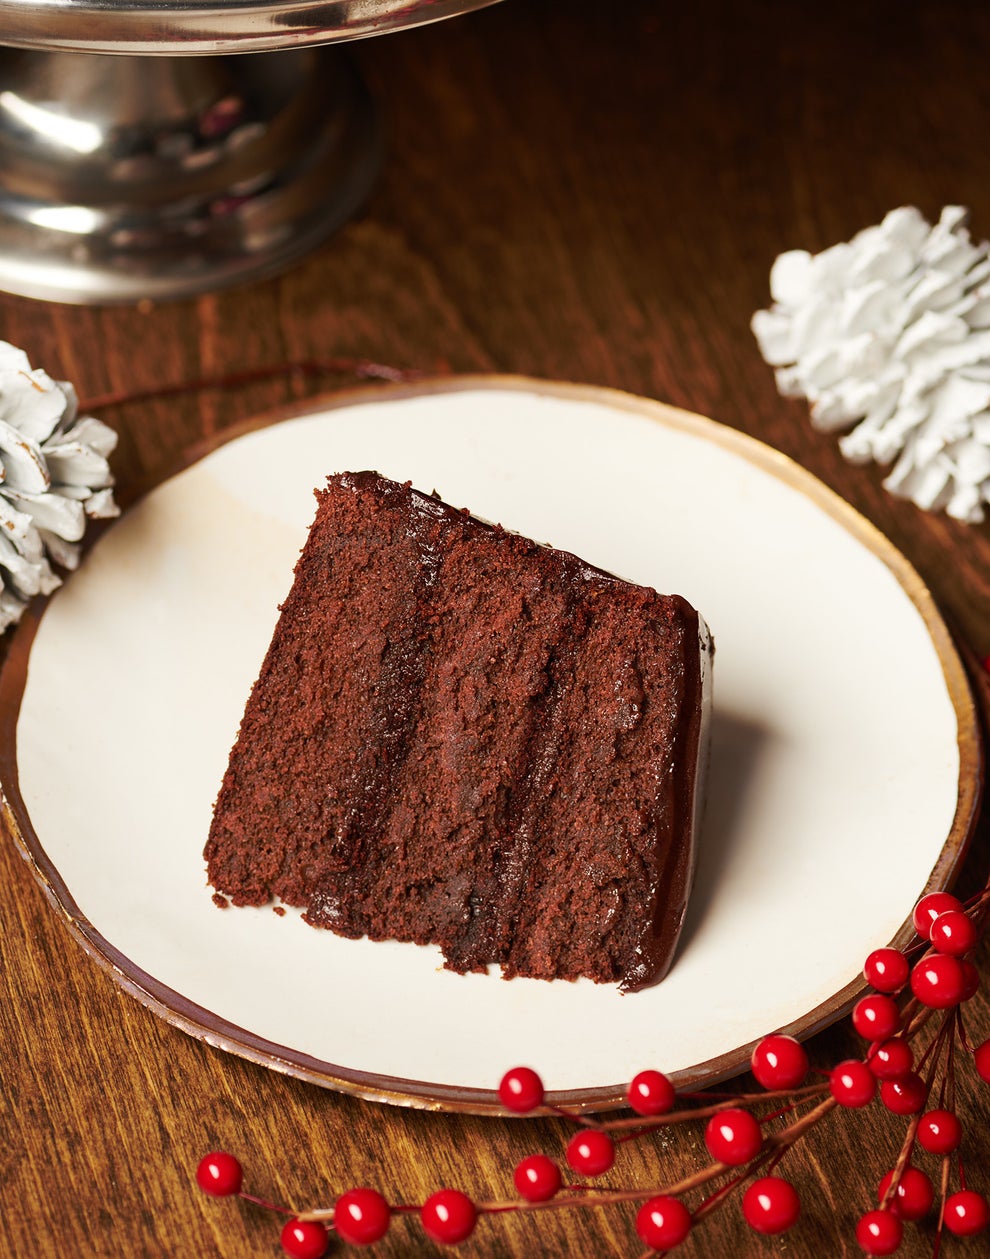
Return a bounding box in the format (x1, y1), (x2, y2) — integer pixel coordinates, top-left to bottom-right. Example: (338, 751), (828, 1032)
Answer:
(677, 707), (776, 955)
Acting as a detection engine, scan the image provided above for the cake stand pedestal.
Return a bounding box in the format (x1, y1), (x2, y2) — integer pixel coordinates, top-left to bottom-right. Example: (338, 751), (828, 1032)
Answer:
(0, 47), (380, 303)
(0, 0), (500, 303)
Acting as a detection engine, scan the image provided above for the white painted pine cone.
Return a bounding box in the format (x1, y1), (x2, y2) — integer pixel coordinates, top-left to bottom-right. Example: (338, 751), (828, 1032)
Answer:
(752, 206), (990, 522)
(0, 342), (119, 631)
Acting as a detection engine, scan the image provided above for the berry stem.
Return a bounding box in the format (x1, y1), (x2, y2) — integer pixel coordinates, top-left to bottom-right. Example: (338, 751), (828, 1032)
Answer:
(296, 1095), (843, 1233)
(766, 1092), (838, 1147)
(498, 1096), (837, 1219)
(955, 1004), (976, 1053)
(692, 1159), (773, 1223)
(878, 1112), (924, 1211)
(547, 1105), (607, 1126)
(932, 1151), (953, 1258)
(297, 1200), (426, 1223)
(467, 1159), (742, 1218)
(602, 1083), (828, 1132)
(237, 1192), (295, 1216)
(900, 998), (932, 1040)
(79, 359), (425, 413)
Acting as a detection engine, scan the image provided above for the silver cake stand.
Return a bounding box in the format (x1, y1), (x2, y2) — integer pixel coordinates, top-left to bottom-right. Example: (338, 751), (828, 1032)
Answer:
(0, 0), (501, 303)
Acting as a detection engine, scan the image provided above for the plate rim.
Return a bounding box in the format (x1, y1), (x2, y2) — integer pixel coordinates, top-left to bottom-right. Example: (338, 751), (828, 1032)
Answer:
(0, 373), (983, 1115)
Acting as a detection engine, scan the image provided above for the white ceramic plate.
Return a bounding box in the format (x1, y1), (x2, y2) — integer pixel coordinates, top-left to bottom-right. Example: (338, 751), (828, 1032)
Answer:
(0, 378), (980, 1113)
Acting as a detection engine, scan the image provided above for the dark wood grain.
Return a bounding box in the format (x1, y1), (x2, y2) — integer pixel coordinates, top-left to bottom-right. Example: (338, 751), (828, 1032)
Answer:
(2, 1), (989, 1256)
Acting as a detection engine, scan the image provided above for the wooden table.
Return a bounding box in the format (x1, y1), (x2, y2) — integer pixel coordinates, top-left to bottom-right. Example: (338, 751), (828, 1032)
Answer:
(2, 1), (989, 1255)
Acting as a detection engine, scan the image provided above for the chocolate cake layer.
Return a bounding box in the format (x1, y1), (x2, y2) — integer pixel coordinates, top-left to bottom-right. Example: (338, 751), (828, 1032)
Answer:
(205, 471), (712, 992)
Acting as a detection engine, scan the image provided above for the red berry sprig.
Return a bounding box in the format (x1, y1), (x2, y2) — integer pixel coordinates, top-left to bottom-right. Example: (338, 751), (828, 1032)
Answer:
(635, 1195), (693, 1250)
(196, 1151), (243, 1198)
(742, 1176), (801, 1234)
(878, 1166), (935, 1220)
(830, 1059), (878, 1108)
(944, 1191), (990, 1237)
(627, 1068), (677, 1115)
(857, 1208), (904, 1256)
(497, 1065), (544, 1114)
(566, 1128), (616, 1176)
(750, 1033), (809, 1089)
(513, 1154), (562, 1203)
(421, 1189), (478, 1245)
(280, 1218), (331, 1259)
(196, 886), (990, 1256)
(704, 1107), (763, 1165)
(333, 1189), (391, 1246)
(865, 947), (911, 994)
(917, 1108), (963, 1155)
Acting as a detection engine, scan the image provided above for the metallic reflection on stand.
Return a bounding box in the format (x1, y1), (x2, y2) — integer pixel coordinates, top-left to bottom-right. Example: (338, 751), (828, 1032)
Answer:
(0, 47), (380, 302)
(0, 1), (501, 303)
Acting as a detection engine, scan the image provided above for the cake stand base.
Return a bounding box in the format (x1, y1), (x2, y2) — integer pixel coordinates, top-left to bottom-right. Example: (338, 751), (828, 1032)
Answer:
(0, 46), (381, 304)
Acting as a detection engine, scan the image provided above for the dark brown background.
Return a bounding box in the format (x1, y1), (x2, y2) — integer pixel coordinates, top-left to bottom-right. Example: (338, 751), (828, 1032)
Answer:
(2, 1), (989, 1255)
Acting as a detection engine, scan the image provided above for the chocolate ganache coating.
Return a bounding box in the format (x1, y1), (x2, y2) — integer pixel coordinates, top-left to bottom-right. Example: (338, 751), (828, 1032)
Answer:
(204, 471), (712, 992)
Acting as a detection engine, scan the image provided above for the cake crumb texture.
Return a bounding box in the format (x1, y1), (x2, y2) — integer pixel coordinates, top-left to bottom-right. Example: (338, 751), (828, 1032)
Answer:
(204, 471), (710, 992)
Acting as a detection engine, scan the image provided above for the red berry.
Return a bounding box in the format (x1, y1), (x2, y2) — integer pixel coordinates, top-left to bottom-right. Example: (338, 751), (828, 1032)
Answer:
(280, 1219), (330, 1259)
(943, 1190), (990, 1236)
(750, 1034), (809, 1090)
(704, 1108), (763, 1165)
(867, 1038), (913, 1081)
(566, 1128), (615, 1176)
(627, 1069), (676, 1116)
(635, 1195), (693, 1250)
(742, 1176), (801, 1234)
(196, 1151), (243, 1197)
(830, 1059), (877, 1108)
(513, 1154), (561, 1203)
(929, 909), (977, 956)
(498, 1066), (544, 1113)
(864, 948), (910, 994)
(880, 1072), (928, 1116)
(917, 1108), (963, 1154)
(420, 1190), (478, 1245)
(975, 1038), (990, 1083)
(853, 994), (901, 1041)
(333, 1188), (391, 1245)
(878, 1167), (934, 1220)
(961, 960), (980, 1001)
(910, 954), (966, 1008)
(913, 892), (963, 940)
(942, 1188), (987, 1238)
(856, 1208), (903, 1254)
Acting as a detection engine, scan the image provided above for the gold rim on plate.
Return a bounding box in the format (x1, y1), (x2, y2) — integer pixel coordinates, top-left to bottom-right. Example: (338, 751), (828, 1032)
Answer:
(0, 375), (982, 1114)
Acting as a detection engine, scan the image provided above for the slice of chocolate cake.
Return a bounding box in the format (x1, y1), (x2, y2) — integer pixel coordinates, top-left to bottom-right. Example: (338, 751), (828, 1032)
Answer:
(205, 471), (712, 992)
